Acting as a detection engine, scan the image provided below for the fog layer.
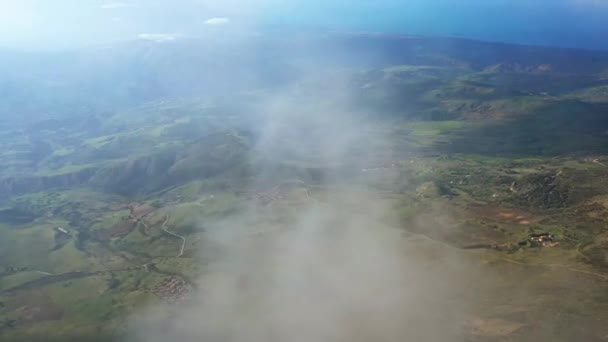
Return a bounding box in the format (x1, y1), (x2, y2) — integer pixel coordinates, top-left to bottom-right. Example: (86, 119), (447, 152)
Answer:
(129, 81), (479, 342)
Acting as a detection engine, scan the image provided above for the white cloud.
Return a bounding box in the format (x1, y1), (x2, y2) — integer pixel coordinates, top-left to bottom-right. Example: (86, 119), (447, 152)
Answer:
(204, 17), (230, 25)
(137, 33), (182, 43)
(100, 2), (129, 10)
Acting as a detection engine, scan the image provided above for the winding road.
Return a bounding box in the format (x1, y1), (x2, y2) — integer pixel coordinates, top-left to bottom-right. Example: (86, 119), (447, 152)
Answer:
(162, 215), (186, 258)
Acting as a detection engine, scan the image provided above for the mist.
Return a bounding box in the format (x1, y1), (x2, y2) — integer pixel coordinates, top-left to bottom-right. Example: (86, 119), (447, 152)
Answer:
(2, 1), (608, 342)
(1, 0), (608, 50)
(127, 78), (481, 342)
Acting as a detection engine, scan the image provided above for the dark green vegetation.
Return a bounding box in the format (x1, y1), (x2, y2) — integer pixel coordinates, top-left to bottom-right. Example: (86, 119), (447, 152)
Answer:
(1, 34), (608, 341)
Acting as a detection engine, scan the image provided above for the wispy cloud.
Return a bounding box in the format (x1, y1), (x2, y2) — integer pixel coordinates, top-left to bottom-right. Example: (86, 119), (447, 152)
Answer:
(137, 33), (182, 42)
(100, 2), (129, 10)
(204, 17), (230, 25)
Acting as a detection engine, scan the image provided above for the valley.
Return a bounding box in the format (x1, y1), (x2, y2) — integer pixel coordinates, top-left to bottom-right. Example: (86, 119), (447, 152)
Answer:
(0, 34), (608, 341)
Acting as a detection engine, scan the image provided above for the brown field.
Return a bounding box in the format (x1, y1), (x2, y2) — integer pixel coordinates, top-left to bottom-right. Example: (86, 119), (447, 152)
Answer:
(470, 205), (539, 225)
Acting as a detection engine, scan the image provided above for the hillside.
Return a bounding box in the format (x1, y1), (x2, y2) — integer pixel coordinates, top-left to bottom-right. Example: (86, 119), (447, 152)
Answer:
(1, 34), (608, 341)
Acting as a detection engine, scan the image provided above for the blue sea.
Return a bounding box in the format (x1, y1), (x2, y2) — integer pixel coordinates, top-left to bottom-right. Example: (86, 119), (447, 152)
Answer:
(262, 1), (608, 50)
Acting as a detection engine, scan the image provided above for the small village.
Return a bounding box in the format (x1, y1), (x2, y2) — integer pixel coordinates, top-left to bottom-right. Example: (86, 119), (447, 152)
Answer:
(527, 233), (559, 248)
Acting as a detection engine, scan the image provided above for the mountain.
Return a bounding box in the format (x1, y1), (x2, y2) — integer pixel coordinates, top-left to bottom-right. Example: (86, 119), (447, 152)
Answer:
(1, 34), (608, 342)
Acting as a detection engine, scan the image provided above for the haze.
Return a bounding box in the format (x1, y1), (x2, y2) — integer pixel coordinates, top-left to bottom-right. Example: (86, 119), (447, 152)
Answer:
(1, 1), (608, 342)
(1, 0), (608, 50)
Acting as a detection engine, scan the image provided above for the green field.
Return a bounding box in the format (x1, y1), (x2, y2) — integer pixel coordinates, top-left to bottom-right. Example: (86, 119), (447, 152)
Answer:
(1, 34), (608, 341)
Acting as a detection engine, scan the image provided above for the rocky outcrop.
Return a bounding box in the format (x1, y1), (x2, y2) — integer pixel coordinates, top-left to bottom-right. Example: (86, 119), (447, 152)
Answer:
(509, 172), (570, 209)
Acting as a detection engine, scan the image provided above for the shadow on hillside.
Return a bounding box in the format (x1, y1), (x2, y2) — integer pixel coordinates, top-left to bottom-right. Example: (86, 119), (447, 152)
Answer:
(435, 101), (608, 156)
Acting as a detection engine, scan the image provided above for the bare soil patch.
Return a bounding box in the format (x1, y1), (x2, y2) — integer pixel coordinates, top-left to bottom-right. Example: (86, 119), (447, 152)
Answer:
(470, 205), (539, 225)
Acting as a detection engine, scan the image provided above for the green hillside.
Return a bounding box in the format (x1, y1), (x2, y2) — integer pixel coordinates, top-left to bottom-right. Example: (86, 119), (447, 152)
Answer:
(1, 34), (608, 341)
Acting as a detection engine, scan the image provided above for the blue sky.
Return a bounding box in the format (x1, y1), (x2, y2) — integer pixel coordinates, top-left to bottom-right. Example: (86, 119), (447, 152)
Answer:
(1, 0), (607, 50)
